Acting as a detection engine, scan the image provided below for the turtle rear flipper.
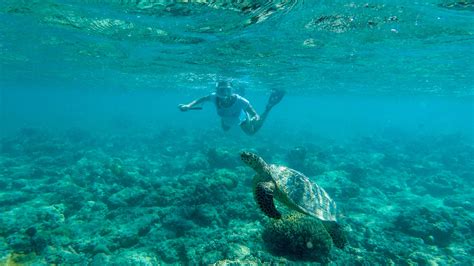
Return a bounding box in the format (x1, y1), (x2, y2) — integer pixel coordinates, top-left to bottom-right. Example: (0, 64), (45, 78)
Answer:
(322, 221), (347, 249)
(254, 182), (282, 219)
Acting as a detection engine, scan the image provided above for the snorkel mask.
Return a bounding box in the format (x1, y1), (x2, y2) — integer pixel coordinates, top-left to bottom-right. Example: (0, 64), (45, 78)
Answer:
(216, 81), (233, 98)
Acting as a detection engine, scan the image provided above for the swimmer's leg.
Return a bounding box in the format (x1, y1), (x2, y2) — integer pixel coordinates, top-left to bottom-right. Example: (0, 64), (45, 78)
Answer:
(241, 109), (269, 135)
(240, 119), (256, 135)
(240, 90), (285, 135)
(221, 120), (231, 131)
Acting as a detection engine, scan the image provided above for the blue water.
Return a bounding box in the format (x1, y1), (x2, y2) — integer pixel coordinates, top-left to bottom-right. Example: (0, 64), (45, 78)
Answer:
(1, 0), (473, 264)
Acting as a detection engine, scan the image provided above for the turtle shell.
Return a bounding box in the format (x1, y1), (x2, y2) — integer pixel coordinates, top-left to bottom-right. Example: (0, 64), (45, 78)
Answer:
(269, 165), (337, 221)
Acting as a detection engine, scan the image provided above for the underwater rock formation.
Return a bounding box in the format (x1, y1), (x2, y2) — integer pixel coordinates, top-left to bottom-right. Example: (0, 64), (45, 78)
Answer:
(185, 153), (210, 172)
(207, 147), (239, 169)
(286, 146), (307, 170)
(411, 170), (463, 197)
(394, 207), (455, 247)
(262, 214), (334, 262)
(107, 187), (147, 209)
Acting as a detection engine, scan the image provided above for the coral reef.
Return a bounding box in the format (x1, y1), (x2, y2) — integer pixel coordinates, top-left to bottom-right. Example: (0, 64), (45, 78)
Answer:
(286, 146), (307, 170)
(394, 206), (456, 247)
(207, 147), (239, 169)
(0, 127), (472, 264)
(262, 213), (334, 262)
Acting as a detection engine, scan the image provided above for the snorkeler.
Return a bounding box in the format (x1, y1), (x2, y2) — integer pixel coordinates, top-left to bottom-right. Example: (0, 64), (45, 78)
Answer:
(178, 81), (285, 135)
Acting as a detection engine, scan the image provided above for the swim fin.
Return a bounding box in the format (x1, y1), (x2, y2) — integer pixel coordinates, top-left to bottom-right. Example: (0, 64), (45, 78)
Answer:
(266, 89), (286, 110)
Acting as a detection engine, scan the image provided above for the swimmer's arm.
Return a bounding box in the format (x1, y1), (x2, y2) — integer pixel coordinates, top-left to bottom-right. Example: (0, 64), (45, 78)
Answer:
(178, 95), (211, 111)
(245, 104), (260, 120)
(186, 95), (211, 107)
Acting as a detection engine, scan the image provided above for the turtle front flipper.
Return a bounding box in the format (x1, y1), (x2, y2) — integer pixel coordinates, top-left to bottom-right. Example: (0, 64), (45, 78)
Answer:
(254, 182), (281, 219)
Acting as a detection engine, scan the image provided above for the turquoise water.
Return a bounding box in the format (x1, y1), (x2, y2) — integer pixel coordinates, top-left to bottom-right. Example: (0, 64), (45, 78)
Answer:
(1, 0), (473, 265)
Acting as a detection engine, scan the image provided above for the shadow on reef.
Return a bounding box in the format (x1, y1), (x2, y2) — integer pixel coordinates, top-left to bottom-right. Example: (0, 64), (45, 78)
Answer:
(262, 213), (347, 262)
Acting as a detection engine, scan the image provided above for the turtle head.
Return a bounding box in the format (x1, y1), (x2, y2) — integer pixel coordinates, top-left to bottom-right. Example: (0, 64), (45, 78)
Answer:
(240, 151), (268, 171)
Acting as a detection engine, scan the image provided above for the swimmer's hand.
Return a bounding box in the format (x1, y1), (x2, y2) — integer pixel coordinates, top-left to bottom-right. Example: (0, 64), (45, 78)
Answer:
(251, 114), (260, 122)
(178, 104), (191, 112)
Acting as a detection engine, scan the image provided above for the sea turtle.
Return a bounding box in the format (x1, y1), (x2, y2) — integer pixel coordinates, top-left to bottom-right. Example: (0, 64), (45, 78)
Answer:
(240, 151), (337, 221)
(241, 151), (347, 249)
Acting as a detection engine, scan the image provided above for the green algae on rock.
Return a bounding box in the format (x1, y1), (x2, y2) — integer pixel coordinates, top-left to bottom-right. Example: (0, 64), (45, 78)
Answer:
(262, 213), (334, 262)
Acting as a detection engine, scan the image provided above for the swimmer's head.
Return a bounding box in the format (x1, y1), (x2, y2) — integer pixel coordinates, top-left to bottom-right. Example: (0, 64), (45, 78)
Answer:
(216, 81), (233, 98)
